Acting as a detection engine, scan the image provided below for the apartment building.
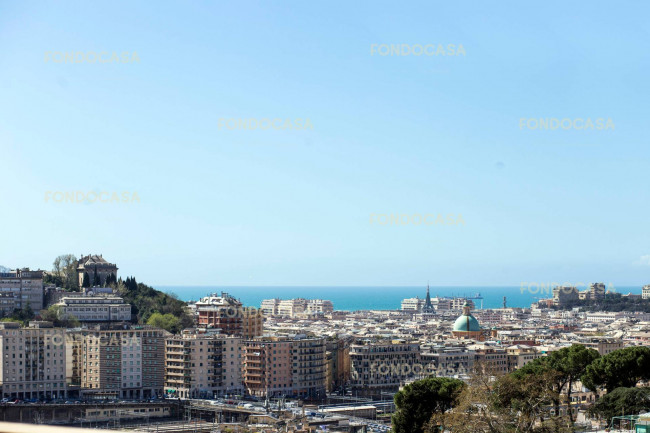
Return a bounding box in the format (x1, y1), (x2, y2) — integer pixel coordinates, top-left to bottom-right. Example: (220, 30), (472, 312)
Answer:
(0, 321), (67, 400)
(643, 285), (650, 300)
(349, 342), (421, 397)
(260, 299), (280, 316)
(471, 344), (509, 374)
(242, 307), (263, 339)
(260, 298), (333, 318)
(244, 339), (292, 398)
(243, 336), (326, 399)
(71, 325), (169, 399)
(291, 337), (327, 399)
(0, 268), (44, 315)
(587, 283), (606, 301)
(420, 345), (475, 377)
(165, 329), (243, 399)
(553, 286), (579, 306)
(196, 293), (262, 338)
(325, 338), (351, 392)
(506, 345), (540, 370)
(56, 295), (132, 323)
(581, 338), (624, 355)
(306, 299), (334, 315)
(401, 297), (426, 312)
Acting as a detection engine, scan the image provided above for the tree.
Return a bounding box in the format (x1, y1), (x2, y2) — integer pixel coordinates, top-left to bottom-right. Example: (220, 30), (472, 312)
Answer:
(589, 387), (650, 423)
(93, 267), (100, 287)
(82, 271), (90, 288)
(105, 273), (117, 287)
(40, 305), (80, 328)
(435, 364), (565, 433)
(581, 346), (650, 393)
(146, 312), (182, 333)
(52, 254), (79, 290)
(511, 345), (599, 431)
(392, 376), (464, 433)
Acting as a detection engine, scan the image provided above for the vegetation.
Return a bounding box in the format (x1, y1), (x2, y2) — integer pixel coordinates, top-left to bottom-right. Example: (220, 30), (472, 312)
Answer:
(146, 312), (182, 333)
(39, 305), (81, 328)
(392, 376), (464, 433)
(393, 345), (602, 433)
(43, 254), (79, 290)
(589, 387), (650, 423)
(433, 365), (566, 433)
(581, 346), (650, 392)
(117, 276), (194, 331)
(513, 344), (600, 427)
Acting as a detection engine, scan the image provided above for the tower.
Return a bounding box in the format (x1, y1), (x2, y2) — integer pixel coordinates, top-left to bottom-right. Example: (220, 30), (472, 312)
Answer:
(423, 284), (434, 313)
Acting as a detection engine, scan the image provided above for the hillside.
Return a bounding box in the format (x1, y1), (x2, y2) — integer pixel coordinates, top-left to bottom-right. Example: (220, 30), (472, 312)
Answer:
(118, 276), (194, 330)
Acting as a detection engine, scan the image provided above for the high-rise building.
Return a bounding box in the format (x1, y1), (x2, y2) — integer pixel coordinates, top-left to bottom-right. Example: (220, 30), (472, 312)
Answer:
(70, 325), (169, 399)
(553, 285), (579, 306)
(164, 329), (243, 399)
(349, 342), (421, 397)
(0, 268), (45, 314)
(196, 293), (262, 338)
(0, 321), (67, 400)
(587, 283), (606, 301)
(243, 336), (326, 399)
(261, 298), (333, 318)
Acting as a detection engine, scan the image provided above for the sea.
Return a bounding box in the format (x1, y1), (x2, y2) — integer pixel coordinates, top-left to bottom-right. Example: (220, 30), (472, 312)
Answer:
(154, 285), (642, 310)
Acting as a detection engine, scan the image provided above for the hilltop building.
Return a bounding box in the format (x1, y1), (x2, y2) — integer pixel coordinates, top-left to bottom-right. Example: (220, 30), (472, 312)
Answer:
(77, 254), (118, 288)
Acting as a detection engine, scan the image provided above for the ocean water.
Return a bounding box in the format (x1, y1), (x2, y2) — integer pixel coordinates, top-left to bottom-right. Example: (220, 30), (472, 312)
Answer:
(155, 286), (642, 310)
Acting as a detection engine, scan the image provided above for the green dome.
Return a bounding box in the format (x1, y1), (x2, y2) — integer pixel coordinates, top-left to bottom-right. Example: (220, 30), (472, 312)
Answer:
(453, 313), (481, 332)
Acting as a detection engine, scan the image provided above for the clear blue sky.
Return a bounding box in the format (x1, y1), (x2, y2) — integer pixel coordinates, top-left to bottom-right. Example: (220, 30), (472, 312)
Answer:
(1, 0), (649, 286)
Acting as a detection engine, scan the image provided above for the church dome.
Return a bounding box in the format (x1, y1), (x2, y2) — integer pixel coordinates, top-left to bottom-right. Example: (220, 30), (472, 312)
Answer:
(452, 302), (481, 332)
(453, 314), (481, 332)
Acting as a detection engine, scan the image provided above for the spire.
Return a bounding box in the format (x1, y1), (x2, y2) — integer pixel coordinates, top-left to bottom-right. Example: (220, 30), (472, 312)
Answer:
(423, 283), (434, 312)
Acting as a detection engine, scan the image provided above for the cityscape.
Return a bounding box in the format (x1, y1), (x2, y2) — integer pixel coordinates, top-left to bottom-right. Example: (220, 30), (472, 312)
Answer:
(2, 1), (649, 433)
(0, 256), (649, 432)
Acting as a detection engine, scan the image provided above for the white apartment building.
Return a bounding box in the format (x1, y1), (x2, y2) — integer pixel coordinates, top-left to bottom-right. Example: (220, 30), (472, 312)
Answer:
(401, 297), (426, 312)
(585, 312), (626, 323)
(0, 321), (67, 400)
(643, 285), (650, 300)
(56, 295), (132, 322)
(261, 298), (333, 317)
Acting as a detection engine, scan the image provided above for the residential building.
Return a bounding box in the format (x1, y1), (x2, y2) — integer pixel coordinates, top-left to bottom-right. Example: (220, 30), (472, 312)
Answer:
(71, 325), (169, 399)
(0, 321), (67, 400)
(243, 336), (326, 399)
(261, 298), (333, 318)
(582, 338), (624, 355)
(553, 285), (579, 306)
(349, 342), (420, 397)
(165, 329), (243, 399)
(196, 294), (262, 338)
(401, 297), (426, 312)
(643, 285), (650, 300)
(0, 268), (45, 315)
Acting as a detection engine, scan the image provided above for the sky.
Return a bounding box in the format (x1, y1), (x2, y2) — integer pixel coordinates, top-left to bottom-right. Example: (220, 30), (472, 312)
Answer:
(0, 1), (649, 287)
